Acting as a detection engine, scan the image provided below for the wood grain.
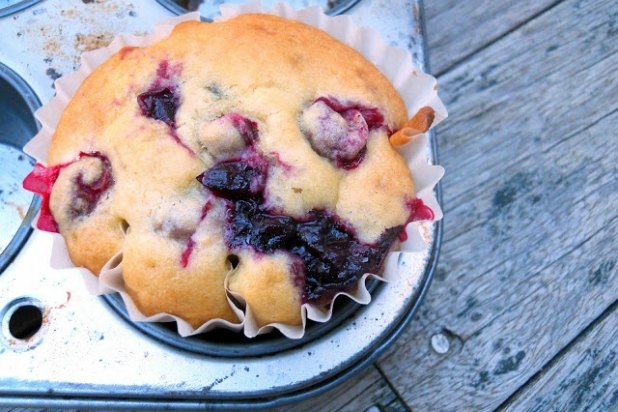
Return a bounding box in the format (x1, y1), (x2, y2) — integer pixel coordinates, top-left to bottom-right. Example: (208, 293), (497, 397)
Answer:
(424, 0), (562, 74)
(373, 0), (618, 409)
(499, 302), (618, 411)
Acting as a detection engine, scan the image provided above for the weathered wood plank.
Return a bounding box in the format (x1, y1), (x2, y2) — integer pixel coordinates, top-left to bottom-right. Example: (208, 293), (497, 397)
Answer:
(424, 0), (562, 74)
(380, 194), (617, 410)
(275, 365), (407, 412)
(499, 303), (618, 411)
(432, 0), (617, 215)
(371, 0), (618, 409)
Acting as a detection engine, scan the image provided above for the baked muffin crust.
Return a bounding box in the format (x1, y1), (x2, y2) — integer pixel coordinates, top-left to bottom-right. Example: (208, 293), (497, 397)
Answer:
(33, 14), (418, 328)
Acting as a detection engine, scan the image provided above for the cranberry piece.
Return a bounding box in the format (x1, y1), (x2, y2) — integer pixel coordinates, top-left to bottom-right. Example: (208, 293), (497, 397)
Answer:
(137, 87), (177, 127)
(302, 97), (387, 169)
(315, 96), (385, 130)
(303, 101), (369, 165)
(198, 158), (266, 199)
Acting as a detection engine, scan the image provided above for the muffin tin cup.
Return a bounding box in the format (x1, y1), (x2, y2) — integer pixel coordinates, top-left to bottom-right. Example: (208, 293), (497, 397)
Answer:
(23, 2), (446, 340)
(155, 0), (362, 20)
(0, 62), (41, 273)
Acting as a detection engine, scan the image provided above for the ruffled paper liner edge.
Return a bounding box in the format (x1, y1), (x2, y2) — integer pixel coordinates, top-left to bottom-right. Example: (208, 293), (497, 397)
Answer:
(24, 2), (447, 339)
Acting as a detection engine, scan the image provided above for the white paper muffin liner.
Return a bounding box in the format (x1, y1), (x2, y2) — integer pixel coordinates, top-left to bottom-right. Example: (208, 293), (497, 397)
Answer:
(24, 2), (447, 339)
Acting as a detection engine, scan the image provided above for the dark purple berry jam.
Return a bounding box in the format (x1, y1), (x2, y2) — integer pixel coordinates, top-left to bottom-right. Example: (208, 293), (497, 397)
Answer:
(137, 87), (177, 127)
(198, 160), (266, 199)
(197, 151), (268, 199)
(138, 60), (181, 125)
(197, 120), (402, 301)
(225, 199), (297, 253)
(295, 224), (401, 303)
(137, 61), (195, 155)
(222, 196), (401, 303)
(137, 87), (195, 154)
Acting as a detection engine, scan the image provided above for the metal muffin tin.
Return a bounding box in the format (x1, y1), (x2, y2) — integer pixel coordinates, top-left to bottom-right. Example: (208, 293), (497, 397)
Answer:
(155, 0), (362, 20)
(0, 62), (40, 273)
(0, 0), (440, 408)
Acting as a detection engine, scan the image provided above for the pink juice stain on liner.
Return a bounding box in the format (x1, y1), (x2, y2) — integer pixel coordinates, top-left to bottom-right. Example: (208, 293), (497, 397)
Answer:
(399, 198), (435, 241)
(23, 163), (65, 232)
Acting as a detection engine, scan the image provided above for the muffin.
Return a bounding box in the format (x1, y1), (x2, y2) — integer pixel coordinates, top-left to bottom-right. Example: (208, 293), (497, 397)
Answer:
(23, 14), (434, 330)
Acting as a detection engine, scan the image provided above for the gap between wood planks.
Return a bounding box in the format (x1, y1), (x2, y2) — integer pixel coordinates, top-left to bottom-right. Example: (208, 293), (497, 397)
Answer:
(374, 362), (413, 412)
(431, 0), (565, 77)
(495, 298), (618, 410)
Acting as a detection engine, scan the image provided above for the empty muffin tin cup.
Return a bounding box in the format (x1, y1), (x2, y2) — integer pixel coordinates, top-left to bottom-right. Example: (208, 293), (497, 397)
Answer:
(23, 3), (447, 342)
(0, 62), (41, 273)
(155, 0), (361, 19)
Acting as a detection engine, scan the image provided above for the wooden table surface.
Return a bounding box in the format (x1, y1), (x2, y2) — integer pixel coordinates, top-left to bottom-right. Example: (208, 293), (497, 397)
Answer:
(289, 0), (618, 410)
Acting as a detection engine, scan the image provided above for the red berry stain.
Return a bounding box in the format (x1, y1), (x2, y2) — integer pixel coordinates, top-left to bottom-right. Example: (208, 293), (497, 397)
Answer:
(153, 60), (181, 89)
(226, 113), (259, 145)
(268, 152), (294, 174)
(180, 237), (195, 268)
(180, 199), (213, 268)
